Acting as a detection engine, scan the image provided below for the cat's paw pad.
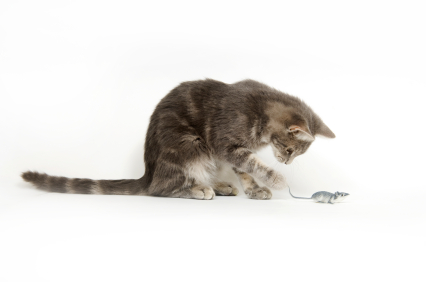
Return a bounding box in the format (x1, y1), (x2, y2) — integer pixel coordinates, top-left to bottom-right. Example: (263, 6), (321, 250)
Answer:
(214, 182), (239, 196)
(248, 187), (272, 200)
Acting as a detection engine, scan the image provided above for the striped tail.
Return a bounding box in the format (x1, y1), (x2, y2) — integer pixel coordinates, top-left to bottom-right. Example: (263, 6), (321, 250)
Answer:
(21, 171), (143, 195)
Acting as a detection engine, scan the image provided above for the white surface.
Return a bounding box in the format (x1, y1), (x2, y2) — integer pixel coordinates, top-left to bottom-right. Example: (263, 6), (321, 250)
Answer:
(1, 1), (425, 281)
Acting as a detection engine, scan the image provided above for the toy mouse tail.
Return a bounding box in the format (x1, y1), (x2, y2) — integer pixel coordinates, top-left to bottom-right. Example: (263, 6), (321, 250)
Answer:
(288, 186), (311, 199)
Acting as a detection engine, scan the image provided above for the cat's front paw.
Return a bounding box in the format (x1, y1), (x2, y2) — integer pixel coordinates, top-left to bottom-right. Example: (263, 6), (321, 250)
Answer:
(265, 172), (287, 190)
(214, 182), (239, 196)
(247, 186), (272, 200)
(191, 186), (215, 200)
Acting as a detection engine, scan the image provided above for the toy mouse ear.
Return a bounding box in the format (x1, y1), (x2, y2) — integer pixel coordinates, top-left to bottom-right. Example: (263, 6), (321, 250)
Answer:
(288, 125), (315, 142)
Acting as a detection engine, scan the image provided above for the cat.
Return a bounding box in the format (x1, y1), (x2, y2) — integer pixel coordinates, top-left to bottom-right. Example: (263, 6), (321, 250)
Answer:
(22, 79), (335, 200)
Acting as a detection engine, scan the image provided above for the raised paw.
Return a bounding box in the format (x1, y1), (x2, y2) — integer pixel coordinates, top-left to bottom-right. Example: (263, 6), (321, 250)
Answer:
(264, 172), (287, 190)
(246, 186), (272, 200)
(214, 182), (239, 196)
(191, 186), (215, 200)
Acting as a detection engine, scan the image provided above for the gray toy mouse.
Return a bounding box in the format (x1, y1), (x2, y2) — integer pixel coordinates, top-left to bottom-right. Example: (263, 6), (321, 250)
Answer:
(288, 186), (349, 204)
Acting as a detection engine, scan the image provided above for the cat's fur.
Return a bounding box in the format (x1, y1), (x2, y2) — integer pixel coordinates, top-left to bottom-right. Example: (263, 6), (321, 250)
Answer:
(22, 79), (335, 200)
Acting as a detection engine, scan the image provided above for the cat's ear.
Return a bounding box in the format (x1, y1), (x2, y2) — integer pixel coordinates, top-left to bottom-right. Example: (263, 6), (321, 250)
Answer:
(288, 125), (315, 142)
(316, 122), (336, 139)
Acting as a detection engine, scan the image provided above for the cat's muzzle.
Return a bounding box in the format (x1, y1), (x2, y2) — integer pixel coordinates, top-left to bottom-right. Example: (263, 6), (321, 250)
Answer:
(277, 156), (285, 163)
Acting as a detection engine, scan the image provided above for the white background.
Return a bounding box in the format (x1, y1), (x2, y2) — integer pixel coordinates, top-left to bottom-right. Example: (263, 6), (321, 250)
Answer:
(1, 0), (425, 281)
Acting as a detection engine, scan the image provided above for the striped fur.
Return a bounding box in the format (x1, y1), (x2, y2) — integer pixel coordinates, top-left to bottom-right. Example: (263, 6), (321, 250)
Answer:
(21, 79), (335, 200)
(21, 171), (142, 195)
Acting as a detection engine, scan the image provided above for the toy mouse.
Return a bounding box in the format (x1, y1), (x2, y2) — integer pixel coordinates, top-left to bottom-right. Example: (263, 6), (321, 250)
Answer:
(288, 186), (349, 204)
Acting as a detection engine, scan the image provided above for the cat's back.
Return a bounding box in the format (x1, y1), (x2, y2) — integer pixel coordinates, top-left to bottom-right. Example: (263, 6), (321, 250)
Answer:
(160, 78), (229, 106)
(231, 79), (273, 92)
(161, 78), (273, 108)
(147, 79), (232, 138)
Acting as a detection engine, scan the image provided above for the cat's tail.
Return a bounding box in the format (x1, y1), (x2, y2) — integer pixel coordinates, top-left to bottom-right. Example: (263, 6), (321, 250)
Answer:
(21, 171), (144, 195)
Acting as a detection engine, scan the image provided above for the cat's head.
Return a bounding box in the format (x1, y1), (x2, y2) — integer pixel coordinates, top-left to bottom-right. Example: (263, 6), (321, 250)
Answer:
(270, 127), (313, 164)
(267, 105), (335, 164)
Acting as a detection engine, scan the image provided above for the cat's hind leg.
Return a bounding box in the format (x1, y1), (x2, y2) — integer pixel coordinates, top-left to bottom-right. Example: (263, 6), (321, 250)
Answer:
(148, 159), (217, 200)
(147, 128), (218, 200)
(232, 168), (272, 200)
(147, 156), (217, 200)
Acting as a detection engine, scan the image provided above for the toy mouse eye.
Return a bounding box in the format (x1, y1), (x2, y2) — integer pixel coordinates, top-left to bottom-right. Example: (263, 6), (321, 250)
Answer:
(286, 148), (294, 155)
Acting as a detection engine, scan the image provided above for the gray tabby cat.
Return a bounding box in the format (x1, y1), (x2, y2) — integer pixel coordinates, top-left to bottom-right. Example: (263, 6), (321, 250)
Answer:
(22, 79), (335, 200)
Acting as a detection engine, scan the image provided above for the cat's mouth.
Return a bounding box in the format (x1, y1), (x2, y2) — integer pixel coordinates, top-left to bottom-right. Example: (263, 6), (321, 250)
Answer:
(276, 156), (285, 163)
(277, 156), (293, 165)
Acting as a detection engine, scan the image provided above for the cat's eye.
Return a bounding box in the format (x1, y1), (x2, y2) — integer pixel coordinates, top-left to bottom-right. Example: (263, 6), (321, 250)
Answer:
(286, 148), (294, 155)
(274, 141), (287, 148)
